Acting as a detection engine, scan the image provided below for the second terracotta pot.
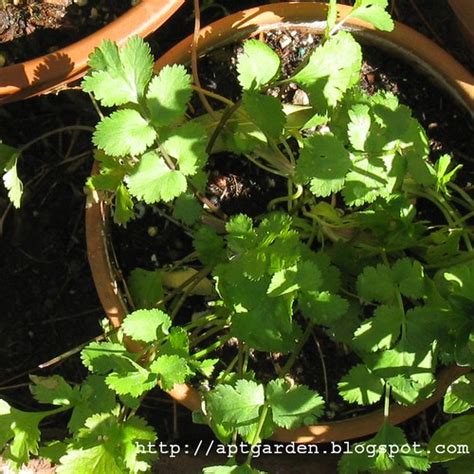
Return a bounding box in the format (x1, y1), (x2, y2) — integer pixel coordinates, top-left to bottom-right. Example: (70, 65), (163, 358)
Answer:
(0, 0), (185, 105)
(86, 2), (473, 444)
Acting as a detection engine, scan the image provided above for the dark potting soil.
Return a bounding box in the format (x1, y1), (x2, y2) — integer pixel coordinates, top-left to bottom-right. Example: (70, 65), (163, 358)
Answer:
(0, 0), (131, 65)
(0, 91), (101, 426)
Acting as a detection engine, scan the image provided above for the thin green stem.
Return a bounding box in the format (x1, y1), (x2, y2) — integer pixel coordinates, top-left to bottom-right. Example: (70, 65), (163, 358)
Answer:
(243, 153), (289, 177)
(192, 0), (216, 118)
(267, 184), (303, 211)
(245, 404), (270, 465)
(155, 266), (212, 308)
(410, 186), (473, 251)
(280, 323), (314, 376)
(193, 334), (232, 359)
(191, 85), (235, 107)
(216, 354), (239, 384)
(169, 267), (212, 319)
(448, 182), (474, 209)
(184, 313), (220, 331)
(424, 251), (474, 270)
(206, 101), (241, 154)
(383, 383), (391, 419)
(281, 138), (296, 167)
(191, 321), (228, 347)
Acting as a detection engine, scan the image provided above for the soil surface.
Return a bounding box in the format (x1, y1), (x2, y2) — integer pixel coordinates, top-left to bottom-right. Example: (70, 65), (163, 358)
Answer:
(0, 0), (131, 65)
(0, 1), (472, 473)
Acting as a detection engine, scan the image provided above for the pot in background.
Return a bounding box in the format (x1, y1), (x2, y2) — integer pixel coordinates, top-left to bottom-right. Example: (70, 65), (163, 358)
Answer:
(0, 0), (185, 105)
(86, 2), (473, 444)
(448, 0), (474, 55)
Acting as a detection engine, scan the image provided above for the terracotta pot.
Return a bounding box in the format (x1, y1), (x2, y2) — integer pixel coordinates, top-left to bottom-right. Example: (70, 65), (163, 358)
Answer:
(0, 0), (185, 105)
(85, 2), (473, 443)
(448, 0), (474, 54)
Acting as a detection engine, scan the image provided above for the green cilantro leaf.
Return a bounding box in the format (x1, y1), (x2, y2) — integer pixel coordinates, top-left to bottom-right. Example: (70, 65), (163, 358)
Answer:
(122, 309), (171, 343)
(82, 36), (154, 106)
(443, 374), (474, 414)
(299, 290), (348, 325)
(434, 154), (462, 195)
(237, 39), (280, 90)
(29, 375), (75, 407)
(146, 64), (192, 126)
(161, 327), (190, 359)
(353, 305), (403, 352)
(267, 261), (322, 297)
(391, 258), (425, 299)
(347, 104), (371, 151)
(0, 147), (23, 208)
(428, 415), (474, 463)
(127, 268), (164, 310)
(1, 143), (22, 208)
(242, 92), (286, 139)
(339, 422), (430, 472)
(58, 446), (122, 474)
(87, 151), (129, 192)
(266, 380), (324, 429)
(149, 354), (192, 390)
(58, 413), (156, 474)
(217, 269), (298, 352)
(342, 156), (395, 206)
(114, 183), (135, 225)
(338, 364), (384, 405)
(296, 134), (351, 197)
(173, 193), (203, 226)
(106, 363), (157, 398)
(67, 375), (116, 433)
(438, 261), (474, 302)
(357, 263), (394, 303)
(126, 151), (187, 203)
(403, 118), (434, 186)
(191, 358), (218, 378)
(194, 226), (226, 267)
(39, 441), (68, 465)
(206, 380), (265, 426)
(293, 31), (361, 109)
(350, 0), (394, 32)
(0, 399), (49, 469)
(162, 122), (207, 176)
(367, 340), (436, 401)
(388, 372), (435, 405)
(81, 342), (131, 374)
(225, 214), (256, 253)
(93, 110), (156, 157)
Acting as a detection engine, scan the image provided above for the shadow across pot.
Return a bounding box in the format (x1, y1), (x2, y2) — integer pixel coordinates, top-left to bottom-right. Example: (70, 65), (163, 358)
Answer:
(86, 2), (473, 444)
(0, 0), (185, 104)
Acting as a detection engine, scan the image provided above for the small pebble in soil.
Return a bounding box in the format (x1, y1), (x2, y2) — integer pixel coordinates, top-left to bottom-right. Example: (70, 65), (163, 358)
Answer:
(0, 52), (5, 67)
(147, 226), (158, 237)
(74, 0), (88, 6)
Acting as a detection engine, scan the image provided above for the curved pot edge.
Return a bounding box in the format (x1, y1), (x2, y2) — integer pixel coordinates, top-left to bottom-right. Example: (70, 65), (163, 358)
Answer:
(448, 0), (474, 53)
(155, 2), (474, 114)
(0, 0), (185, 105)
(85, 2), (474, 443)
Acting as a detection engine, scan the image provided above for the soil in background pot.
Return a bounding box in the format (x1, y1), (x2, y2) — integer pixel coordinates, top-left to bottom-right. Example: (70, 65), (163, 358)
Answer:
(0, 0), (131, 66)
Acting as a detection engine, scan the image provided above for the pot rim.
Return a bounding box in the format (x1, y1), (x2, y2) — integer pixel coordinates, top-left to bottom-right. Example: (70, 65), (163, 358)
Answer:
(86, 2), (473, 443)
(0, 0), (185, 105)
(448, 0), (474, 53)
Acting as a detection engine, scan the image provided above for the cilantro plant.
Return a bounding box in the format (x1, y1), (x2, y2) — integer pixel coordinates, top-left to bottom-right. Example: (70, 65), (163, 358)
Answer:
(1, 1), (473, 473)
